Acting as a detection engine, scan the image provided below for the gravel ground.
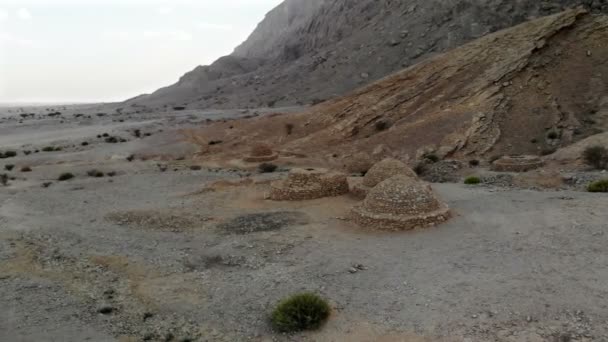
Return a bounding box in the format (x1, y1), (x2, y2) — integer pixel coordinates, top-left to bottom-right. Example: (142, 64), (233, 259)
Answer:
(1, 107), (608, 341)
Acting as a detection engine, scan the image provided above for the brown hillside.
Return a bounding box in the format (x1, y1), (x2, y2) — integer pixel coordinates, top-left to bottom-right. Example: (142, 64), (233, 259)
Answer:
(184, 9), (608, 166)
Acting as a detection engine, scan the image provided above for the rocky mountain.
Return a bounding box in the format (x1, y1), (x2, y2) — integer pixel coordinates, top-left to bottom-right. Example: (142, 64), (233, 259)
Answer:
(184, 9), (608, 163)
(127, 0), (608, 110)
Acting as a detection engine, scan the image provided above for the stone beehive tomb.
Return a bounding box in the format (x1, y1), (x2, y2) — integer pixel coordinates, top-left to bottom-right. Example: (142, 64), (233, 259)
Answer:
(350, 174), (450, 231)
(350, 158), (417, 199)
(491, 155), (544, 172)
(243, 143), (278, 162)
(268, 168), (349, 201)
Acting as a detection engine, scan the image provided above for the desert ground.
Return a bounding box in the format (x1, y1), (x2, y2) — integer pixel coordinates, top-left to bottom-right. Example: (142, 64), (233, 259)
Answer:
(1, 105), (607, 342)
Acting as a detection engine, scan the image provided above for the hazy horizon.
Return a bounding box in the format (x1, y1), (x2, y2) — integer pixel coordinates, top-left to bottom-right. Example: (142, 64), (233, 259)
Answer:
(0, 0), (283, 104)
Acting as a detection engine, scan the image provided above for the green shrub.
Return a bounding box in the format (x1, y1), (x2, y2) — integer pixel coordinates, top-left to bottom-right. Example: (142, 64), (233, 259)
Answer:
(42, 146), (55, 152)
(547, 131), (559, 140)
(58, 172), (75, 181)
(87, 169), (104, 178)
(374, 120), (391, 131)
(259, 163), (278, 173)
(587, 179), (608, 193)
(583, 146), (608, 170)
(3, 151), (17, 158)
(285, 123), (294, 135)
(423, 153), (439, 163)
(270, 293), (330, 332)
(4, 165), (14, 171)
(464, 176), (481, 185)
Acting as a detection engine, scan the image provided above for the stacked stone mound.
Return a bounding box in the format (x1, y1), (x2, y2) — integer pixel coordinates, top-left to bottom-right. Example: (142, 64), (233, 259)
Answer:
(350, 158), (417, 199)
(244, 143), (278, 162)
(350, 175), (450, 231)
(269, 168), (349, 201)
(491, 155), (544, 172)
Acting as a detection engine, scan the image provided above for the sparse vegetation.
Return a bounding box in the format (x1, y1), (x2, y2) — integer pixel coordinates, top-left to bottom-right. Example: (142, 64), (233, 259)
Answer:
(58, 172), (75, 181)
(464, 176), (482, 185)
(4, 165), (14, 171)
(0, 151), (17, 159)
(20, 166), (32, 172)
(547, 131), (559, 140)
(583, 146), (608, 170)
(374, 120), (391, 131)
(87, 169), (104, 178)
(469, 159), (480, 167)
(270, 293), (330, 332)
(587, 179), (608, 193)
(285, 123), (294, 135)
(423, 153), (439, 163)
(107, 171), (117, 177)
(42, 146), (57, 152)
(258, 163), (278, 173)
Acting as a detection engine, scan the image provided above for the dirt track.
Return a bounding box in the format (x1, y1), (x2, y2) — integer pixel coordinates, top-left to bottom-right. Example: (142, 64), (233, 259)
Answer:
(1, 107), (607, 341)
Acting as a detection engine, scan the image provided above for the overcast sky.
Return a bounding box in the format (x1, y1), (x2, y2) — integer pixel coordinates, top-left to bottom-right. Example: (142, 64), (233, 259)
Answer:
(0, 0), (283, 104)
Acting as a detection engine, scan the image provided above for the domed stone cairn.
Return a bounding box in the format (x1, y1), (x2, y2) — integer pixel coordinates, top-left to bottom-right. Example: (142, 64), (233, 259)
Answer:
(244, 143), (278, 162)
(350, 175), (450, 231)
(491, 155), (544, 172)
(268, 168), (349, 201)
(350, 158), (417, 199)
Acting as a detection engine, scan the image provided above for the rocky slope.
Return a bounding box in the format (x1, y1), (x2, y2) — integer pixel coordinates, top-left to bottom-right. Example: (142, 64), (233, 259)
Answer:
(128, 0), (608, 110)
(184, 9), (608, 163)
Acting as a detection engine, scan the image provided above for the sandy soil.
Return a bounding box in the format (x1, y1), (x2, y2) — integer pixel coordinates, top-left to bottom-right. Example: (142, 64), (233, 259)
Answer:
(1, 105), (608, 342)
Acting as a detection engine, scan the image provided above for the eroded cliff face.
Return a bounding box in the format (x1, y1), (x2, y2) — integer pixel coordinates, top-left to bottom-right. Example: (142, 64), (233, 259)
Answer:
(128, 0), (608, 110)
(184, 9), (608, 162)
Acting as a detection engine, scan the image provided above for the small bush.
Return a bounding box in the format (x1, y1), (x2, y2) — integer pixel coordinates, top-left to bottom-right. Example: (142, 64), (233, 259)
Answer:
(81, 141), (89, 146)
(464, 176), (481, 185)
(87, 169), (104, 178)
(587, 179), (608, 193)
(4, 165), (14, 171)
(285, 123), (294, 135)
(1, 174), (8, 186)
(0, 151), (17, 158)
(469, 159), (480, 167)
(105, 136), (118, 143)
(374, 120), (391, 131)
(258, 163), (278, 173)
(583, 146), (608, 170)
(270, 293), (330, 333)
(107, 171), (117, 177)
(42, 146), (55, 152)
(23, 150), (32, 155)
(189, 165), (202, 171)
(208, 140), (223, 146)
(547, 131), (559, 140)
(424, 153), (439, 163)
(58, 172), (75, 181)
(20, 166), (32, 172)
